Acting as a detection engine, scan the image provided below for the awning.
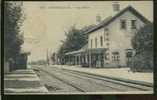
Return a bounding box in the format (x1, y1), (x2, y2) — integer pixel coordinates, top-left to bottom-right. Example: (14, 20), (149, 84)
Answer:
(87, 48), (107, 54)
(65, 49), (84, 55)
(65, 47), (107, 56)
(65, 44), (88, 55)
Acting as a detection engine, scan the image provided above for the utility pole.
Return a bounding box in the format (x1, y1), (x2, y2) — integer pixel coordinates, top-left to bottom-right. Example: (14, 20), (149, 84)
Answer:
(46, 48), (49, 66)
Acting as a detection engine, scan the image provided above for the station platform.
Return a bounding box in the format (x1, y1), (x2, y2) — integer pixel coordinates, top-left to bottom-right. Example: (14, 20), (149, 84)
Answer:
(52, 65), (153, 85)
(4, 69), (48, 94)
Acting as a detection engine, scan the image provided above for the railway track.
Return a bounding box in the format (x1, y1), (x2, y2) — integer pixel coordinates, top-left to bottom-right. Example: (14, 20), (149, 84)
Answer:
(34, 67), (85, 92)
(59, 68), (153, 91)
(33, 66), (153, 93)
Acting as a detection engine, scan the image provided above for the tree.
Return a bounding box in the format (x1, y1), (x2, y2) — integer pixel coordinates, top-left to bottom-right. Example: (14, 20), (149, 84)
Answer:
(64, 26), (87, 51)
(51, 52), (56, 64)
(57, 26), (85, 63)
(57, 25), (95, 64)
(4, 2), (24, 68)
(132, 23), (153, 54)
(131, 23), (153, 72)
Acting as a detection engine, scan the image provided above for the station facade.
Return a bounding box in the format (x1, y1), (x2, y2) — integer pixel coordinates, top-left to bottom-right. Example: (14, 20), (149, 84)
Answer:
(64, 5), (151, 68)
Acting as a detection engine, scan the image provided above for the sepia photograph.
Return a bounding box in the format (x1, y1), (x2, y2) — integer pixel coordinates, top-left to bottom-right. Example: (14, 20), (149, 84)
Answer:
(4, 1), (153, 94)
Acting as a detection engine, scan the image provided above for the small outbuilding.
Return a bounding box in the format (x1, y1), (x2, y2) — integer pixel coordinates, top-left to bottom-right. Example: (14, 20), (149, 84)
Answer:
(15, 51), (30, 69)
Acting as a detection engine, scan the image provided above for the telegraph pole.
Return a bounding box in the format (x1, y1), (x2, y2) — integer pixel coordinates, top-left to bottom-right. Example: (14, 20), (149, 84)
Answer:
(46, 48), (49, 66)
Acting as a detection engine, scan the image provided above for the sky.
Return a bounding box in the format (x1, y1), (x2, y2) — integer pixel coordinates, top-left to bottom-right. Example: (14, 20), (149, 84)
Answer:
(20, 1), (153, 62)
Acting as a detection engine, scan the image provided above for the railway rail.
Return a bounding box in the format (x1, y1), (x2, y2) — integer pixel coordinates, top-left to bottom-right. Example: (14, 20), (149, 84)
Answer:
(33, 66), (153, 93)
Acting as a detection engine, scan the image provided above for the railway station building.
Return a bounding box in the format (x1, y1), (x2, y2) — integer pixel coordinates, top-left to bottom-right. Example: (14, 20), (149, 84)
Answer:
(64, 4), (151, 68)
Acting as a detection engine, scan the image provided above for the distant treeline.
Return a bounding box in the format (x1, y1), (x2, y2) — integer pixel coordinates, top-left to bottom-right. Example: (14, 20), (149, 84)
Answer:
(28, 60), (47, 65)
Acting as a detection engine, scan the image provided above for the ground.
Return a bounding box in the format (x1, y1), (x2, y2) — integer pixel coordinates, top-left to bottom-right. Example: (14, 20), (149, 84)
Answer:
(53, 65), (153, 83)
(33, 65), (153, 94)
(4, 64), (153, 94)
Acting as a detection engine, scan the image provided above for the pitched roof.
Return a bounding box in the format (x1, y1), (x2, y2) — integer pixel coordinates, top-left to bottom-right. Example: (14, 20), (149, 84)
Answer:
(65, 44), (88, 55)
(85, 6), (152, 35)
(65, 44), (109, 55)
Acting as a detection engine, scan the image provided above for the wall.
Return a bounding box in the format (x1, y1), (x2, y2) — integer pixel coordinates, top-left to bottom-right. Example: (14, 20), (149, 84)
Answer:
(88, 10), (146, 67)
(108, 10), (145, 66)
(88, 28), (108, 49)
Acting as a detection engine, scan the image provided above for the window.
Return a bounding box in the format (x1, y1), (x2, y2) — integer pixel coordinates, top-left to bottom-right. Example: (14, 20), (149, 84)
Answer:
(126, 49), (133, 58)
(106, 42), (109, 46)
(104, 28), (109, 41)
(120, 20), (126, 29)
(104, 28), (108, 32)
(91, 39), (93, 48)
(104, 33), (105, 42)
(100, 36), (103, 47)
(105, 28), (108, 31)
(131, 20), (137, 29)
(106, 32), (109, 36)
(95, 37), (97, 48)
(126, 52), (132, 57)
(112, 52), (120, 61)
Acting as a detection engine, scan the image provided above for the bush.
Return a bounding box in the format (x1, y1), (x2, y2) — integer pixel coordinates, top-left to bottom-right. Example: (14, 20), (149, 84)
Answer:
(130, 51), (153, 72)
(130, 23), (153, 72)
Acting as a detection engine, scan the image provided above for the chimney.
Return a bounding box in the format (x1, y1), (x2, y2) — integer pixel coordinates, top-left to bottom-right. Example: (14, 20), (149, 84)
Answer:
(112, 2), (120, 15)
(96, 14), (101, 24)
